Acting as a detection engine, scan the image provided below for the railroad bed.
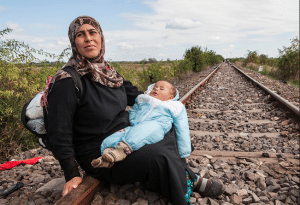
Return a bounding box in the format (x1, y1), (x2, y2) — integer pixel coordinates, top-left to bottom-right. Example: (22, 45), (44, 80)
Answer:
(0, 63), (299, 205)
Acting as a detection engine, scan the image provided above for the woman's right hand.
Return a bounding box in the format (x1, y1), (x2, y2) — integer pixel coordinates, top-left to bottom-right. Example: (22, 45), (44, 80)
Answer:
(62, 176), (83, 196)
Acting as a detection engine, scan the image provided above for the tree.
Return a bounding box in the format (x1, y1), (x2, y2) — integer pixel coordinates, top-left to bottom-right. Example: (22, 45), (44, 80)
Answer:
(276, 37), (299, 81)
(242, 50), (258, 66)
(184, 46), (205, 72)
(148, 58), (157, 63)
(259, 54), (268, 65)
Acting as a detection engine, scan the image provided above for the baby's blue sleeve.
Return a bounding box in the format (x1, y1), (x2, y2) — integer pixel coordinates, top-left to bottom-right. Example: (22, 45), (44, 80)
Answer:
(173, 107), (191, 158)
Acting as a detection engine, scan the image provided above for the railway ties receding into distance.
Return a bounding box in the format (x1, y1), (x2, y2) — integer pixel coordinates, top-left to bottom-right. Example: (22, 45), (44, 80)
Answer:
(56, 62), (300, 205)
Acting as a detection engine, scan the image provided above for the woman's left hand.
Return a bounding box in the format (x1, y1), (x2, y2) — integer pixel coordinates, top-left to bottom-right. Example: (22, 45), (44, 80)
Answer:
(62, 176), (83, 196)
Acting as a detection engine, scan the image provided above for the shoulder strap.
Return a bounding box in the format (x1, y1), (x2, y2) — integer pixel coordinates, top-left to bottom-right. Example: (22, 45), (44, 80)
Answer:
(62, 66), (83, 104)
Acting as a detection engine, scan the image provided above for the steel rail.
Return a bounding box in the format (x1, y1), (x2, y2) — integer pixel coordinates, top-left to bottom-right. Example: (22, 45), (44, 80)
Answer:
(231, 63), (300, 121)
(54, 64), (223, 205)
(180, 64), (221, 105)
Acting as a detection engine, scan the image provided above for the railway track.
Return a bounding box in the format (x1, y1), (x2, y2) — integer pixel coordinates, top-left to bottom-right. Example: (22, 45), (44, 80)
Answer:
(0, 63), (299, 205)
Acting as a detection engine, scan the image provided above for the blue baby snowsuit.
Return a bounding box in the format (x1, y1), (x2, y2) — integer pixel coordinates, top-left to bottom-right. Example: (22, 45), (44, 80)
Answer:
(101, 83), (191, 158)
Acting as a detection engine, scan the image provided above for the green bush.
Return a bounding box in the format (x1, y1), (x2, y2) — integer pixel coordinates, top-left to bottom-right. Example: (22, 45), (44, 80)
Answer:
(0, 62), (60, 159)
(177, 59), (193, 73)
(259, 54), (268, 65)
(246, 65), (255, 71)
(184, 46), (224, 72)
(137, 62), (177, 91)
(111, 62), (144, 91)
(228, 58), (240, 63)
(243, 50), (259, 67)
(0, 28), (66, 161)
(184, 46), (206, 72)
(259, 66), (269, 75)
(276, 37), (299, 81)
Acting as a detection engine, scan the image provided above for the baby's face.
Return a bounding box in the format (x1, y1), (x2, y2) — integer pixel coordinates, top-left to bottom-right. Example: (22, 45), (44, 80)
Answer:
(150, 81), (174, 101)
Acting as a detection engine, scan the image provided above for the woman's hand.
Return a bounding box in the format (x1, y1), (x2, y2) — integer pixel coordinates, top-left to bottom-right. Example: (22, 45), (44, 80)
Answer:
(62, 176), (83, 196)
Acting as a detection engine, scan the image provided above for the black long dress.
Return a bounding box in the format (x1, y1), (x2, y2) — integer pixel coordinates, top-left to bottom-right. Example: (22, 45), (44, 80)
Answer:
(46, 75), (196, 205)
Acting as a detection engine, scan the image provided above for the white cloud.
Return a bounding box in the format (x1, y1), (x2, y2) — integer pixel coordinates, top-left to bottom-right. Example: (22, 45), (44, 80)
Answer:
(57, 37), (69, 46)
(276, 2), (286, 12)
(32, 38), (45, 43)
(209, 36), (220, 41)
(37, 43), (57, 49)
(118, 42), (135, 50)
(33, 23), (58, 29)
(222, 44), (235, 52)
(37, 38), (69, 50)
(165, 18), (201, 30)
(5, 21), (23, 32)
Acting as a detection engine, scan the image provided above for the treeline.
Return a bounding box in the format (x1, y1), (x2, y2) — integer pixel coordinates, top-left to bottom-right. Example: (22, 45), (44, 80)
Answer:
(0, 28), (224, 161)
(130, 46), (224, 90)
(230, 37), (299, 85)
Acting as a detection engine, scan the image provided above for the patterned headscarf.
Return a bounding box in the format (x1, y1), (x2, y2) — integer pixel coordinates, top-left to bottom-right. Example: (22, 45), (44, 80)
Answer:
(41, 16), (123, 107)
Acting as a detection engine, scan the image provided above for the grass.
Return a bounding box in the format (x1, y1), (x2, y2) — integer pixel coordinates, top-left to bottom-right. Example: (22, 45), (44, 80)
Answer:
(238, 61), (300, 88)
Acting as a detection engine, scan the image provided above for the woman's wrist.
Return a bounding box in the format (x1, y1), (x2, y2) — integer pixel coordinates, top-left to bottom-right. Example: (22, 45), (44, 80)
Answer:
(59, 157), (81, 181)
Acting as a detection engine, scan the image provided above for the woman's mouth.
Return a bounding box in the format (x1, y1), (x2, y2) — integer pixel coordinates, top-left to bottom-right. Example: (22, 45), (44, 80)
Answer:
(85, 45), (95, 49)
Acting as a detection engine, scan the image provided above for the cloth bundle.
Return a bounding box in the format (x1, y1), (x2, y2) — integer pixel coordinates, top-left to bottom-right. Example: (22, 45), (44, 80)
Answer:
(0, 157), (43, 171)
(26, 92), (46, 134)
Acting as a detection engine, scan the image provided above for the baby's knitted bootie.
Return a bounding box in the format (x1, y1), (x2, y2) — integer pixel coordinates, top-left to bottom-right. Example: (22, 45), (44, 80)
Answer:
(102, 141), (133, 163)
(194, 177), (225, 198)
(91, 148), (115, 168)
(91, 157), (114, 168)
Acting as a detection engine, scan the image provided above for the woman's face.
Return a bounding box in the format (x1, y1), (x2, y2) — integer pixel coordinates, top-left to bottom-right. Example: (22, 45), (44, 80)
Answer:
(75, 24), (102, 59)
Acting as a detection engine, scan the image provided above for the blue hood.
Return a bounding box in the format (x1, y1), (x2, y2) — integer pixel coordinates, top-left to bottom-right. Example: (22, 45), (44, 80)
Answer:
(145, 83), (179, 101)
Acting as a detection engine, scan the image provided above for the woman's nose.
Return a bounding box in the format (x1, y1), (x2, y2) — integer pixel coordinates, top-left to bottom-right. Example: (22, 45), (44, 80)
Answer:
(84, 34), (92, 42)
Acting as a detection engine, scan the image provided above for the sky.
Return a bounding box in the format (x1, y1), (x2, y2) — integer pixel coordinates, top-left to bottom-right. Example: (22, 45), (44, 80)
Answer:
(0, 0), (299, 62)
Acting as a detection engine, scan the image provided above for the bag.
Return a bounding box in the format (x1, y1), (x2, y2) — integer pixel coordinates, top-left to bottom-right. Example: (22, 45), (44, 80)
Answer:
(21, 66), (83, 150)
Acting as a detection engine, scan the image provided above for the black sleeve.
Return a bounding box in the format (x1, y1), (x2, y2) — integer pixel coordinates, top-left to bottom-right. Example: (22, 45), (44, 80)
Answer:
(123, 79), (143, 106)
(46, 78), (81, 181)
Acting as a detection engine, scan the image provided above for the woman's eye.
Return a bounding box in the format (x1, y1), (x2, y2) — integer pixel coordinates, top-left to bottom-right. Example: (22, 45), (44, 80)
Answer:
(77, 33), (82, 37)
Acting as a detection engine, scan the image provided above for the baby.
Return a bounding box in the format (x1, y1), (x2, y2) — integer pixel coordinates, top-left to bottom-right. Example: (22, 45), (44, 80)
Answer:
(91, 80), (191, 168)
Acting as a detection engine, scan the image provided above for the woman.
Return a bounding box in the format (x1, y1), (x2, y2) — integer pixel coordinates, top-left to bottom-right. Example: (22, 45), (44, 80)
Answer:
(45, 16), (224, 205)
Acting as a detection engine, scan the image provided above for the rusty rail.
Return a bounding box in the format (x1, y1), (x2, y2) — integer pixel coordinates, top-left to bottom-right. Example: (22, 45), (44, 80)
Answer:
(180, 65), (221, 105)
(231, 63), (300, 121)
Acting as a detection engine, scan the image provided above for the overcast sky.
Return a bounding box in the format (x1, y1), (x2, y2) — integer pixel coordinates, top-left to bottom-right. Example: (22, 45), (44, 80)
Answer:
(0, 0), (298, 61)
